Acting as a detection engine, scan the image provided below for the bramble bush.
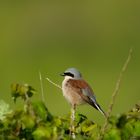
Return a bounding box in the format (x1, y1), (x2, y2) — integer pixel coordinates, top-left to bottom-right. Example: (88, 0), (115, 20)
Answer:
(0, 83), (140, 140)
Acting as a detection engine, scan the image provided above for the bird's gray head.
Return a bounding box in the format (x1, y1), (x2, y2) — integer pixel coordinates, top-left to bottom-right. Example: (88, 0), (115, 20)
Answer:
(61, 68), (82, 79)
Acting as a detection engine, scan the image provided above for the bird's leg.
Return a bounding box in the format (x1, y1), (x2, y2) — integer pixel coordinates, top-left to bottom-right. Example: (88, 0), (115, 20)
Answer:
(70, 104), (76, 139)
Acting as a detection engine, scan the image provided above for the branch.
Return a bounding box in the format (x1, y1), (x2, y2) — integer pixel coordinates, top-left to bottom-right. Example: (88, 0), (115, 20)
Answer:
(45, 77), (62, 90)
(99, 48), (133, 139)
(107, 48), (132, 117)
(39, 71), (46, 104)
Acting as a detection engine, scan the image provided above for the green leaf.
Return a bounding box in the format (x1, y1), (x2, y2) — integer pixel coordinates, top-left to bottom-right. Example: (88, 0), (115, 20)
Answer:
(103, 129), (121, 140)
(133, 120), (140, 136)
(11, 83), (36, 102)
(121, 120), (134, 140)
(0, 100), (12, 120)
(32, 101), (53, 121)
(32, 126), (51, 140)
(21, 114), (35, 129)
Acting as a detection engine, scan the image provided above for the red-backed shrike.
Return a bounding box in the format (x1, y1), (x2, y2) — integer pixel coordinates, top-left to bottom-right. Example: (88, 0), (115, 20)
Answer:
(61, 67), (106, 117)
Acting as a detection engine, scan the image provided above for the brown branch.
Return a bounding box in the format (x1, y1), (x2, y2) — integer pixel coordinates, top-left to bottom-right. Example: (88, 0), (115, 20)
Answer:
(98, 48), (133, 139)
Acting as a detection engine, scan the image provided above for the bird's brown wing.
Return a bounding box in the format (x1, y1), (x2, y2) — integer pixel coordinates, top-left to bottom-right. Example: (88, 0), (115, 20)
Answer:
(67, 79), (97, 106)
(67, 79), (106, 116)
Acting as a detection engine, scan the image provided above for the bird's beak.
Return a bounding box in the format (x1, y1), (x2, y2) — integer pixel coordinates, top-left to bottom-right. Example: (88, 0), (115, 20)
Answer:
(60, 73), (65, 76)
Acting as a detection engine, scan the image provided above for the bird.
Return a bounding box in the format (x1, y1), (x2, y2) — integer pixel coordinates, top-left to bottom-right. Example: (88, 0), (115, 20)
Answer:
(61, 67), (106, 117)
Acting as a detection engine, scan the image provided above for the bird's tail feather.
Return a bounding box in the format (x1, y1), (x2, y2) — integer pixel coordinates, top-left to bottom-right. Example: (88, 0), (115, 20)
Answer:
(89, 97), (106, 117)
(94, 103), (107, 117)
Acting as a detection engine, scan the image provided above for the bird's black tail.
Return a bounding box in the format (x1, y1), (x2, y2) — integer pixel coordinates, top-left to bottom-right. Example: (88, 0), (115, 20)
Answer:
(89, 98), (107, 117)
(94, 102), (107, 117)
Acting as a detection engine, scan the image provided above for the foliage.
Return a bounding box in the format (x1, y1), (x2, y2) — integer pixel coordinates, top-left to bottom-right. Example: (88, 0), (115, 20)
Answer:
(103, 104), (140, 140)
(11, 83), (36, 102)
(0, 83), (140, 140)
(0, 100), (12, 121)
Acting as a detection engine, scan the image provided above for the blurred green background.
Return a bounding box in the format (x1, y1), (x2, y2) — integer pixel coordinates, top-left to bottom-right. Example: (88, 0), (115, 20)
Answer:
(0, 1), (140, 124)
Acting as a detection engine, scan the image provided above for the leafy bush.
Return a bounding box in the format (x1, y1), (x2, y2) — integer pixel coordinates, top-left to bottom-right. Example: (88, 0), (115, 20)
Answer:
(0, 83), (140, 140)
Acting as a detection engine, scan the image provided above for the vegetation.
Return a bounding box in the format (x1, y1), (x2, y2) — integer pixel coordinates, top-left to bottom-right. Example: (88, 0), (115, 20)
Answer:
(0, 83), (140, 140)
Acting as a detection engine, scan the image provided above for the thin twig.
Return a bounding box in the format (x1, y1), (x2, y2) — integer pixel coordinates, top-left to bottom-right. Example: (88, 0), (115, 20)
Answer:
(99, 48), (133, 139)
(107, 48), (132, 118)
(45, 77), (62, 90)
(39, 71), (45, 104)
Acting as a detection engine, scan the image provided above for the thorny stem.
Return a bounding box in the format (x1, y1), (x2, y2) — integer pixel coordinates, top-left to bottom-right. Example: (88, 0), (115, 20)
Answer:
(98, 48), (133, 140)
